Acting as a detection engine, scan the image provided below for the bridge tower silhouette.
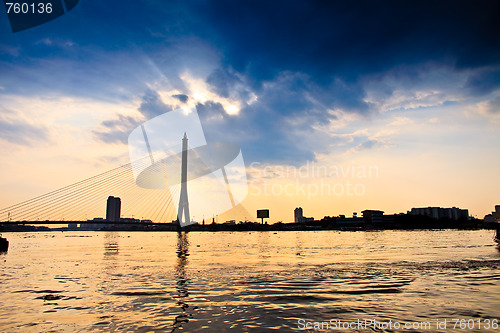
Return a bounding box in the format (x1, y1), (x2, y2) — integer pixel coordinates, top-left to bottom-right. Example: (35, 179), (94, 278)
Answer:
(177, 133), (190, 225)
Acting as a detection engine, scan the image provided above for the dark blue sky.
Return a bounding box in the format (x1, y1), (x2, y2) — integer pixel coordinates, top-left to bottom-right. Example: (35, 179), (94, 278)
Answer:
(1, 0), (499, 164)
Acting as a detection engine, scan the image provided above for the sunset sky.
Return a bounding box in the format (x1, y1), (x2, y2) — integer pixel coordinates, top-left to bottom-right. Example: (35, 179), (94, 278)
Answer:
(1, 0), (499, 222)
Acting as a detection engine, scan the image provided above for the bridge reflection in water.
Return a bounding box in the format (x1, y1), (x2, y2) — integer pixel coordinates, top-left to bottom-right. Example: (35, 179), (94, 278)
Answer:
(172, 231), (191, 332)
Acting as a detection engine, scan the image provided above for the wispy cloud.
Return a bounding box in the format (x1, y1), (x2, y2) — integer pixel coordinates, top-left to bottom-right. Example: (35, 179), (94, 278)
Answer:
(93, 115), (141, 144)
(0, 118), (50, 146)
(0, 108), (50, 146)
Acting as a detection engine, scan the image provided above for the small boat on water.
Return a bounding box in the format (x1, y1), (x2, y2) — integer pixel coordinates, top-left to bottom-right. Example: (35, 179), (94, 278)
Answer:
(0, 235), (8, 252)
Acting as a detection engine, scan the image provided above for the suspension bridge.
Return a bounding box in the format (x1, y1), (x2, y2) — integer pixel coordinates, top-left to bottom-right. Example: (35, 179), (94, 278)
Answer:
(0, 152), (249, 226)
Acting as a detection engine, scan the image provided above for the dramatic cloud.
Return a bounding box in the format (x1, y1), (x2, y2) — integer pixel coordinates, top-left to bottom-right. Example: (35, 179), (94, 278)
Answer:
(138, 89), (173, 119)
(1, 0), (499, 163)
(172, 94), (189, 103)
(192, 0), (500, 78)
(206, 67), (256, 104)
(93, 89), (179, 144)
(464, 69), (500, 97)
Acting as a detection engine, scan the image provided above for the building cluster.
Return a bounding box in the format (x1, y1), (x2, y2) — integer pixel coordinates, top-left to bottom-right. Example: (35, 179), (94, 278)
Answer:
(68, 198), (494, 232)
(294, 206), (470, 223)
(292, 205), (474, 229)
(334, 210), (399, 227)
(484, 205), (500, 223)
(409, 207), (468, 220)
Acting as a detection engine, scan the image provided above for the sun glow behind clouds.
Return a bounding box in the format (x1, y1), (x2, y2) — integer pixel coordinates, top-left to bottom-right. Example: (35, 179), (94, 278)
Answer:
(181, 72), (253, 115)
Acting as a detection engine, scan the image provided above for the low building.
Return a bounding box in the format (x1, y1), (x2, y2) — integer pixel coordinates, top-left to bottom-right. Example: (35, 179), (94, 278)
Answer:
(484, 205), (500, 223)
(484, 214), (496, 223)
(80, 217), (106, 230)
(67, 223), (78, 230)
(119, 217), (140, 223)
(336, 216), (364, 227)
(362, 210), (384, 224)
(410, 207), (468, 220)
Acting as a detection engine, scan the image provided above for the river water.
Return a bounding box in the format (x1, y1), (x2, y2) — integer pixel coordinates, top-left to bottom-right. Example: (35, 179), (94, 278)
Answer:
(0, 230), (499, 332)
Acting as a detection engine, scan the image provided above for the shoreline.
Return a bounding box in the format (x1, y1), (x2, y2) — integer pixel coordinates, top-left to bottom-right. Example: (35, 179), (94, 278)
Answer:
(1, 220), (497, 233)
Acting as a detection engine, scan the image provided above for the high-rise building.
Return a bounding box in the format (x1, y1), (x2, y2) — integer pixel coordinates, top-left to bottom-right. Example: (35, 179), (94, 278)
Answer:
(294, 207), (303, 223)
(106, 196), (121, 222)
